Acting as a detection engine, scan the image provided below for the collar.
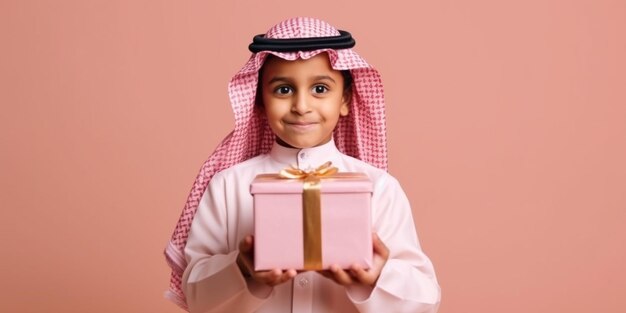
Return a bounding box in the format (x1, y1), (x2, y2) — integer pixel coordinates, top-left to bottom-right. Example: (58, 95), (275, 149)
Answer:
(269, 139), (342, 170)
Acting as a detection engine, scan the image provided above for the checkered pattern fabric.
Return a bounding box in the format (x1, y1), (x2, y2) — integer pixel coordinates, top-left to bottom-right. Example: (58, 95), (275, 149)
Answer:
(164, 17), (388, 310)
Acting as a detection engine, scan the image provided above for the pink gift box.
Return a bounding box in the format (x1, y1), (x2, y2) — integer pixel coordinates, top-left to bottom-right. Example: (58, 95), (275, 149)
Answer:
(250, 173), (373, 271)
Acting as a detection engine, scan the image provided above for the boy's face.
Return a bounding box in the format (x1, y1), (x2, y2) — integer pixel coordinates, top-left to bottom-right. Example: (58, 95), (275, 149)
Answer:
(260, 53), (350, 149)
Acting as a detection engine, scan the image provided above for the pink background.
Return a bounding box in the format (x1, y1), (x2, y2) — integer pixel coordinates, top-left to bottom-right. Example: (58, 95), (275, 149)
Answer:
(1, 1), (624, 312)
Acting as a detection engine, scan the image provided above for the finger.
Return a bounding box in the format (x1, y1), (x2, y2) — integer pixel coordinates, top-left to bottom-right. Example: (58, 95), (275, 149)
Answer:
(330, 264), (353, 285)
(285, 269), (298, 278)
(237, 236), (256, 274)
(350, 263), (376, 286)
(278, 269), (297, 284)
(239, 235), (254, 253)
(237, 254), (252, 276)
(254, 268), (282, 285)
(372, 233), (389, 259)
(318, 270), (334, 280)
(256, 268), (296, 287)
(349, 264), (369, 281)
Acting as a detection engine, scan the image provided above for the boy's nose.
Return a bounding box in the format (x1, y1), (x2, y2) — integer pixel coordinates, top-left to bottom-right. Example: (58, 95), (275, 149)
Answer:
(291, 93), (311, 115)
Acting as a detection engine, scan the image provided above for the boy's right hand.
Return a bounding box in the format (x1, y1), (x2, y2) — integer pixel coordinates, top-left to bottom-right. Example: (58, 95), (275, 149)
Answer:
(237, 235), (297, 287)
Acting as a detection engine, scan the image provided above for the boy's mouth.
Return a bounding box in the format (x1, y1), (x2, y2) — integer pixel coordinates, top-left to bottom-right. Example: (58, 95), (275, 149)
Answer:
(284, 121), (319, 131)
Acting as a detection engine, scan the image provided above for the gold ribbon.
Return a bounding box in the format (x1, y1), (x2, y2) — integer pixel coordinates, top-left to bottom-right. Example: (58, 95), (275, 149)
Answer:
(279, 162), (338, 270)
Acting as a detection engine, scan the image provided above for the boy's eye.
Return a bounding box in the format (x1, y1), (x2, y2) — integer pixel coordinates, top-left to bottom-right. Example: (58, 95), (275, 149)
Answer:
(275, 86), (293, 95)
(312, 85), (328, 94)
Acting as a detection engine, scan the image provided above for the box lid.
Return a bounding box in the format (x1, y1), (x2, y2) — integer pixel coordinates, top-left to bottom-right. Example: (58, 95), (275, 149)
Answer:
(250, 173), (373, 194)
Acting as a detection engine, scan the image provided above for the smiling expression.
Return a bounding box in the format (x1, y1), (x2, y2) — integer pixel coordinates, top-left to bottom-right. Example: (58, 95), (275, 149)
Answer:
(259, 53), (350, 149)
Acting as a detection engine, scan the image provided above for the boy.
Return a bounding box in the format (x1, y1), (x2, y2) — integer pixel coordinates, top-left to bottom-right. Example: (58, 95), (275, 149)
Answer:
(165, 17), (440, 313)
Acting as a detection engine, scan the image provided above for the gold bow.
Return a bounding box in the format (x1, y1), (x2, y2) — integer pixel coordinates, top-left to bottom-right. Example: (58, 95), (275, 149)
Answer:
(278, 161), (338, 180)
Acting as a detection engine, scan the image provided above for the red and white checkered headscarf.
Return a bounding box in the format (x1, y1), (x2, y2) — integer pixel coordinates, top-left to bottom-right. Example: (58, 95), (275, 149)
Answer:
(165, 17), (388, 309)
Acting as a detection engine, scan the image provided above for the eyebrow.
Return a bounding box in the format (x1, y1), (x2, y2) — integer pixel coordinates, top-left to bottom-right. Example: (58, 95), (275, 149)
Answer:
(267, 75), (337, 85)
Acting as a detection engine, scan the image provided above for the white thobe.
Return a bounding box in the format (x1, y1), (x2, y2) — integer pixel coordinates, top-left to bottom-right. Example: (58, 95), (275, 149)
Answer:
(183, 140), (441, 313)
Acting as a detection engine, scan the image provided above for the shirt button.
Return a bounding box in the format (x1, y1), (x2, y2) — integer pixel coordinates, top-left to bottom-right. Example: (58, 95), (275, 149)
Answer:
(298, 277), (309, 287)
(299, 152), (307, 159)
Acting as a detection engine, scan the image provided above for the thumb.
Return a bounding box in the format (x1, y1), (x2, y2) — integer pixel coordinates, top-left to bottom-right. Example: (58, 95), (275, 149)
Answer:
(239, 235), (254, 253)
(372, 233), (389, 258)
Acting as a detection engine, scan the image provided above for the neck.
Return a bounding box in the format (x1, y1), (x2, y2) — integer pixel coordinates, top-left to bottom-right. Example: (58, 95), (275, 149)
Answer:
(274, 137), (333, 149)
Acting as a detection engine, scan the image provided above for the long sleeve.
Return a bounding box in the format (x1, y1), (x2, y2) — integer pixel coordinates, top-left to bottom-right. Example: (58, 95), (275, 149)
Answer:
(182, 173), (273, 313)
(345, 174), (441, 313)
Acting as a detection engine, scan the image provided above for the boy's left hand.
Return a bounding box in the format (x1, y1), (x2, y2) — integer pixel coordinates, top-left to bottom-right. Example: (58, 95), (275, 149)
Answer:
(319, 233), (389, 287)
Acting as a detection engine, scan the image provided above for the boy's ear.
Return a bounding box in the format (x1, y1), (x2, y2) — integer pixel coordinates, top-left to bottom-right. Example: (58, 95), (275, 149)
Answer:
(340, 90), (351, 116)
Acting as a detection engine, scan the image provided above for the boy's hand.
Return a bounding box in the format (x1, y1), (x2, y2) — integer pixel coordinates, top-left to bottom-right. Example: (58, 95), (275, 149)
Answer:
(237, 235), (297, 287)
(320, 233), (389, 287)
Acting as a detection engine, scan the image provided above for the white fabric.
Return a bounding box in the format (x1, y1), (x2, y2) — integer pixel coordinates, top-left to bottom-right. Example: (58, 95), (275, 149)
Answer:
(182, 139), (441, 313)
